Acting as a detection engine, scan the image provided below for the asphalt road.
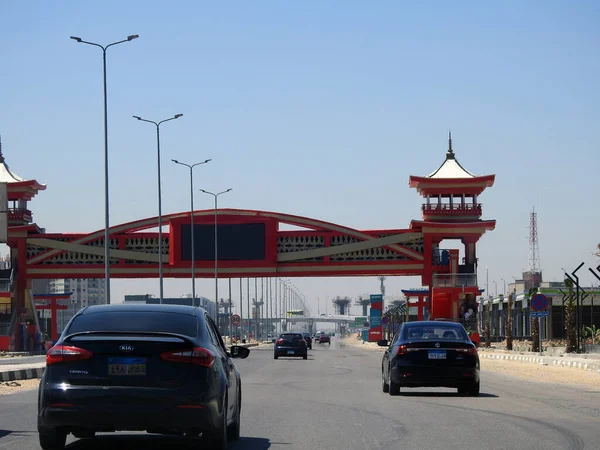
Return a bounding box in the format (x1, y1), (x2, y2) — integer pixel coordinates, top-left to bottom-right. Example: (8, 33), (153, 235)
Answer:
(0, 355), (45, 366)
(1, 340), (599, 450)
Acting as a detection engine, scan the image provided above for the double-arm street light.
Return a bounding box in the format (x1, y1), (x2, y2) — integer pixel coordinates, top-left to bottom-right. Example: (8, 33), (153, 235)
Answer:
(171, 159), (212, 301)
(133, 114), (183, 303)
(200, 189), (233, 319)
(70, 34), (139, 304)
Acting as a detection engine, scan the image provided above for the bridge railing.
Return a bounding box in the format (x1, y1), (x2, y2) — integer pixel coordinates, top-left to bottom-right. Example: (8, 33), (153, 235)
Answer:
(432, 273), (478, 288)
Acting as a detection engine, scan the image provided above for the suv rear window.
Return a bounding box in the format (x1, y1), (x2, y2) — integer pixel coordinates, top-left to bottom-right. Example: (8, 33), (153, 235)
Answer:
(66, 311), (199, 337)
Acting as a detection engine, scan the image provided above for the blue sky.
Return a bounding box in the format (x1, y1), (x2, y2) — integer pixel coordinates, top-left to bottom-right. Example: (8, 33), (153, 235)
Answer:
(1, 1), (599, 314)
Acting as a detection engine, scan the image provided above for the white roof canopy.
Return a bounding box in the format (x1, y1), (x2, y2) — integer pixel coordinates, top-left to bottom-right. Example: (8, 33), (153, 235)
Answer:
(427, 131), (477, 179)
(0, 136), (24, 183)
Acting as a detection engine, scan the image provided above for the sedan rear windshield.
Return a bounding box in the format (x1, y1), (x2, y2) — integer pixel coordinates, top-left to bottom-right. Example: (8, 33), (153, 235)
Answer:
(404, 325), (467, 341)
(281, 334), (303, 340)
(66, 311), (199, 337)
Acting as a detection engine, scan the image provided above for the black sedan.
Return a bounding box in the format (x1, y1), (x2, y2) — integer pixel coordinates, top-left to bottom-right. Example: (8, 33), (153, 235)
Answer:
(378, 321), (479, 396)
(302, 332), (313, 349)
(274, 333), (308, 359)
(37, 304), (250, 450)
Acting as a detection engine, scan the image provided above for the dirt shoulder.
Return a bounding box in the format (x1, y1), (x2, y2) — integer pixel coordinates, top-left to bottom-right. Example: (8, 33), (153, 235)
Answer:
(0, 378), (40, 395)
(340, 337), (600, 391)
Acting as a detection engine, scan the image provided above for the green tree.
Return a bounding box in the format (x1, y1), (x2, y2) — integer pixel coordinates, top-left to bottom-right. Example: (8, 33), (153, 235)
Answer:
(564, 278), (577, 353)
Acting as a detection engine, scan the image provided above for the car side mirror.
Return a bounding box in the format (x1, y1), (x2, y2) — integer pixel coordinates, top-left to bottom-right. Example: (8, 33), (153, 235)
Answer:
(230, 345), (250, 359)
(377, 339), (389, 347)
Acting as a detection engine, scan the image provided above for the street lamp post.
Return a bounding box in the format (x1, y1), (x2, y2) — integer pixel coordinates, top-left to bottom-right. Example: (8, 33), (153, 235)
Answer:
(200, 188), (232, 320)
(171, 159), (211, 301)
(70, 34), (139, 304)
(133, 114), (183, 303)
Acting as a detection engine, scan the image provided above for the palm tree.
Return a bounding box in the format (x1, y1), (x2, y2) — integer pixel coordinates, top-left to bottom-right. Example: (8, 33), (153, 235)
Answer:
(564, 278), (577, 353)
(506, 293), (513, 350)
(529, 288), (540, 352)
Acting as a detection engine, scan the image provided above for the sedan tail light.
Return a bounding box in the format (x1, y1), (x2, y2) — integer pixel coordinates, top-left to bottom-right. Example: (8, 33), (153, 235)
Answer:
(455, 346), (478, 355)
(46, 345), (93, 365)
(160, 347), (215, 368)
(276, 339), (284, 344)
(396, 345), (407, 356)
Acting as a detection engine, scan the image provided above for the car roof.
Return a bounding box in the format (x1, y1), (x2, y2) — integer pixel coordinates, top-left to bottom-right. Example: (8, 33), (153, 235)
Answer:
(81, 304), (205, 316)
(403, 321), (463, 327)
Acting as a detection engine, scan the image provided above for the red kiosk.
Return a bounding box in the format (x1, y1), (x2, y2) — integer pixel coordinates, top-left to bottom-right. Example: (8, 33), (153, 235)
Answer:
(408, 132), (495, 334)
(0, 137), (46, 351)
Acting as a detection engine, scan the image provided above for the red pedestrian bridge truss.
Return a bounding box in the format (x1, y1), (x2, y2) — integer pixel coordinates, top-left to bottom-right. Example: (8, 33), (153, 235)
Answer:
(22, 209), (434, 280)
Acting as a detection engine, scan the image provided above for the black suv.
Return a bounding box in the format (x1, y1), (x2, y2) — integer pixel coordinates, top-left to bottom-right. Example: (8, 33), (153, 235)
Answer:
(274, 333), (308, 360)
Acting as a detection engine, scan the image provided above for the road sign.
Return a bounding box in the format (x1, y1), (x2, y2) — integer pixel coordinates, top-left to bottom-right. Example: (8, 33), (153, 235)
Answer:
(531, 311), (548, 318)
(531, 294), (548, 311)
(231, 314), (241, 325)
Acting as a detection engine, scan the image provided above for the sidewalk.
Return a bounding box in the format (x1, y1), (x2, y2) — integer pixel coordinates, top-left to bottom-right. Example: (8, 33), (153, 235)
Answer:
(477, 348), (600, 373)
(0, 342), (261, 382)
(342, 337), (600, 373)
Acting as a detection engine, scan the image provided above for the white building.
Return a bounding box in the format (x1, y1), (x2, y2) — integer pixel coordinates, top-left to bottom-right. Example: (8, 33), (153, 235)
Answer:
(49, 279), (106, 332)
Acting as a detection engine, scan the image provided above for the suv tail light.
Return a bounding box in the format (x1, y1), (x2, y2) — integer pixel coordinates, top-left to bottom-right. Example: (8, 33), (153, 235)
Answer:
(160, 347), (215, 368)
(276, 338), (284, 345)
(396, 345), (407, 356)
(46, 345), (93, 365)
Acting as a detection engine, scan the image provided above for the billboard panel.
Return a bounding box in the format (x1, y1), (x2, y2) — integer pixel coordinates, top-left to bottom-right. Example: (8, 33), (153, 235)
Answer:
(368, 294), (383, 342)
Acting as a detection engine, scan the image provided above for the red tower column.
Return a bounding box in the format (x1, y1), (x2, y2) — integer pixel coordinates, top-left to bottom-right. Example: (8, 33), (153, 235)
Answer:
(33, 294), (71, 342)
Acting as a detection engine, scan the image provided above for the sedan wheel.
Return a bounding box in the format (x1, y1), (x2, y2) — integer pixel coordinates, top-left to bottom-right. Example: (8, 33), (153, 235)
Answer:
(388, 369), (401, 396)
(227, 390), (241, 440)
(382, 368), (390, 393)
(205, 398), (228, 450)
(39, 429), (67, 450)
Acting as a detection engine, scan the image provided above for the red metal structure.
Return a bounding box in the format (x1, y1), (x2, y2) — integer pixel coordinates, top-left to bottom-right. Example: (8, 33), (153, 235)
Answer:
(1, 132), (495, 350)
(32, 293), (71, 341)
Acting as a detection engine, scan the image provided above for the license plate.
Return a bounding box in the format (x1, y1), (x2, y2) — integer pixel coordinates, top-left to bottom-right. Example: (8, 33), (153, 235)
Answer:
(287, 350), (295, 355)
(428, 350), (447, 360)
(108, 357), (147, 376)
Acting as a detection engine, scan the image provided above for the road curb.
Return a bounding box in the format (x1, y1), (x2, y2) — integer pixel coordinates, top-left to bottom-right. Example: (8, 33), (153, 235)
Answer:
(0, 366), (44, 382)
(480, 353), (600, 373)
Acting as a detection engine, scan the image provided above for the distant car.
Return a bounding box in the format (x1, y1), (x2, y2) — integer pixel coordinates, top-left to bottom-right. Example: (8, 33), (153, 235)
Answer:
(317, 335), (331, 345)
(378, 321), (479, 396)
(302, 332), (313, 349)
(37, 304), (250, 450)
(274, 333), (308, 360)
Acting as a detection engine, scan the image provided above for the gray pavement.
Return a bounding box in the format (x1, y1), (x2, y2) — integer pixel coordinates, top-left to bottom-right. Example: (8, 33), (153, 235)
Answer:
(0, 355), (45, 366)
(1, 340), (599, 449)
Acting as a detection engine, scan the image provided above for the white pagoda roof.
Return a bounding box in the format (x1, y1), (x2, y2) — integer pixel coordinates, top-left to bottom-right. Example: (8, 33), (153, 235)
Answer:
(0, 136), (24, 183)
(427, 132), (477, 179)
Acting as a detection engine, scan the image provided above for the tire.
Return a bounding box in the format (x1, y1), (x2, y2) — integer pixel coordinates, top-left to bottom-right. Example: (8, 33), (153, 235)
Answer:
(227, 390), (241, 440)
(467, 382), (480, 397)
(39, 429), (67, 450)
(303, 354), (308, 360)
(388, 369), (400, 396)
(205, 398), (228, 450)
(274, 354), (278, 360)
(382, 368), (389, 393)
